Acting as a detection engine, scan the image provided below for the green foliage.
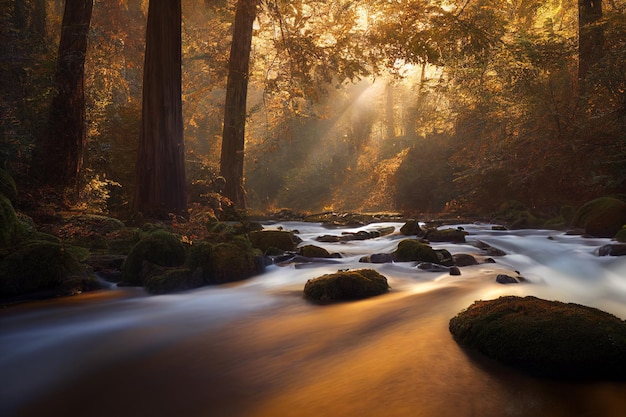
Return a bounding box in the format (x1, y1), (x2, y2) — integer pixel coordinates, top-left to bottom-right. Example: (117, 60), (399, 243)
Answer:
(0, 169), (18, 205)
(450, 296), (626, 380)
(121, 230), (187, 286)
(572, 197), (626, 238)
(0, 195), (27, 248)
(303, 269), (389, 303)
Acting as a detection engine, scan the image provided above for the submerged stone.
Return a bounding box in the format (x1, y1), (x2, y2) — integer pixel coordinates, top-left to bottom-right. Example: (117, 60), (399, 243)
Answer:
(449, 296), (626, 380)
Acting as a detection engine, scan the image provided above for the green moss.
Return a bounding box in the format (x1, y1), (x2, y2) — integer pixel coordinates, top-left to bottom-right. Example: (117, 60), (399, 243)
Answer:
(449, 296), (626, 380)
(187, 237), (263, 285)
(303, 269), (390, 302)
(144, 268), (203, 294)
(120, 230), (187, 286)
(298, 245), (332, 258)
(615, 226), (626, 243)
(0, 241), (83, 297)
(392, 239), (439, 263)
(249, 230), (300, 252)
(425, 228), (467, 243)
(573, 197), (626, 238)
(0, 168), (18, 205)
(400, 220), (422, 236)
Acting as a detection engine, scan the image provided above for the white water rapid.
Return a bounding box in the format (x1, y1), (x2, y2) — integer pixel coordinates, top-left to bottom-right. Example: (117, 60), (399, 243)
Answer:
(1, 222), (626, 417)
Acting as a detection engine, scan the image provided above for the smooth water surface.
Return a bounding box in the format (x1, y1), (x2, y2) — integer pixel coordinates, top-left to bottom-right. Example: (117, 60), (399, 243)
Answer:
(1, 222), (626, 416)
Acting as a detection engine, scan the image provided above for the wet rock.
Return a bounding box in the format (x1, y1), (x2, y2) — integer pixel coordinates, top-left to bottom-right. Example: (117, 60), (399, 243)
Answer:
(392, 239), (439, 263)
(317, 226), (395, 243)
(595, 244), (626, 257)
(298, 245), (333, 258)
(472, 240), (507, 256)
(359, 253), (394, 263)
(425, 227), (468, 243)
(249, 230), (302, 252)
(121, 230), (187, 286)
(453, 253), (478, 267)
(303, 269), (390, 303)
(417, 262), (449, 272)
(449, 266), (461, 276)
(449, 296), (626, 380)
(496, 274), (521, 284)
(400, 220), (422, 236)
(434, 249), (455, 266)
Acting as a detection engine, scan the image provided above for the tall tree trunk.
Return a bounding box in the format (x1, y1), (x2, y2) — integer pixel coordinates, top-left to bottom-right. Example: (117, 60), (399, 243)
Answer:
(219, 0), (258, 209)
(33, 0), (92, 186)
(134, 0), (187, 217)
(385, 82), (395, 141)
(578, 0), (604, 91)
(30, 0), (46, 41)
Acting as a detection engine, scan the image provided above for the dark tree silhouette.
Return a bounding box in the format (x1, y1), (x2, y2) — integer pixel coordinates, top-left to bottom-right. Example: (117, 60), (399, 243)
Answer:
(134, 0), (187, 217)
(33, 0), (92, 186)
(578, 0), (604, 90)
(219, 0), (258, 209)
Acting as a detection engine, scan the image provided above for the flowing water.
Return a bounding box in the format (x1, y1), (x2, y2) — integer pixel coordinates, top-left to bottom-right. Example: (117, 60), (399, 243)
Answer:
(1, 222), (626, 417)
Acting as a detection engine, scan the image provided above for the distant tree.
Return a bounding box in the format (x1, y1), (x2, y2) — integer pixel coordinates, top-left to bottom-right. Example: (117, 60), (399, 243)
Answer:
(33, 0), (93, 186)
(134, 0), (186, 217)
(220, 0), (258, 208)
(578, 0), (604, 90)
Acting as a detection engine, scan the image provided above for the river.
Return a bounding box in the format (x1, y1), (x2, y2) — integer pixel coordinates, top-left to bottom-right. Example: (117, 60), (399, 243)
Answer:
(1, 222), (626, 416)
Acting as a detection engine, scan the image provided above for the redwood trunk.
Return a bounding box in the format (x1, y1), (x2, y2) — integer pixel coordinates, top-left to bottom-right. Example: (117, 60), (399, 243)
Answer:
(219, 0), (258, 209)
(35, 0), (92, 186)
(134, 0), (186, 217)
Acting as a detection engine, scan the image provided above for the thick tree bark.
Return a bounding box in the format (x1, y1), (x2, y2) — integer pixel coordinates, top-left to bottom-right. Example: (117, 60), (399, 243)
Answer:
(134, 0), (187, 217)
(219, 0), (258, 209)
(578, 0), (604, 90)
(33, 0), (92, 186)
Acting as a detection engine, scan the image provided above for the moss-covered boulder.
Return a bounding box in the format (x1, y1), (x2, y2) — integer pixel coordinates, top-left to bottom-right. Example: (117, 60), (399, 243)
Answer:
(0, 168), (18, 205)
(187, 236), (263, 285)
(425, 228), (468, 243)
(392, 239), (439, 263)
(303, 269), (390, 303)
(144, 268), (204, 294)
(400, 220), (422, 236)
(298, 244), (333, 258)
(572, 197), (626, 238)
(615, 226), (626, 243)
(0, 241), (84, 298)
(249, 230), (301, 252)
(120, 230), (187, 286)
(449, 296), (626, 380)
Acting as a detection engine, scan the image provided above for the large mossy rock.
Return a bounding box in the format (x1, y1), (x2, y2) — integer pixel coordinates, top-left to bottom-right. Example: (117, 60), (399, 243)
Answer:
(187, 236), (263, 285)
(0, 241), (84, 297)
(392, 239), (439, 263)
(449, 296), (626, 380)
(572, 197), (626, 238)
(144, 268), (203, 294)
(120, 230), (187, 286)
(249, 230), (301, 253)
(303, 269), (390, 303)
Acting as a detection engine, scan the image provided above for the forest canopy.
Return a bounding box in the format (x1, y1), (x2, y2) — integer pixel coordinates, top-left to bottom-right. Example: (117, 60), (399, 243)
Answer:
(1, 0), (625, 219)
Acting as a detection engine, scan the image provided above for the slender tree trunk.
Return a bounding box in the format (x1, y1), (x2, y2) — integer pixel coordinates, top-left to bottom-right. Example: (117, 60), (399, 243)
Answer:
(578, 0), (604, 91)
(219, 0), (258, 209)
(134, 0), (187, 217)
(385, 82), (395, 141)
(13, 0), (27, 30)
(30, 0), (46, 41)
(33, 0), (92, 186)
